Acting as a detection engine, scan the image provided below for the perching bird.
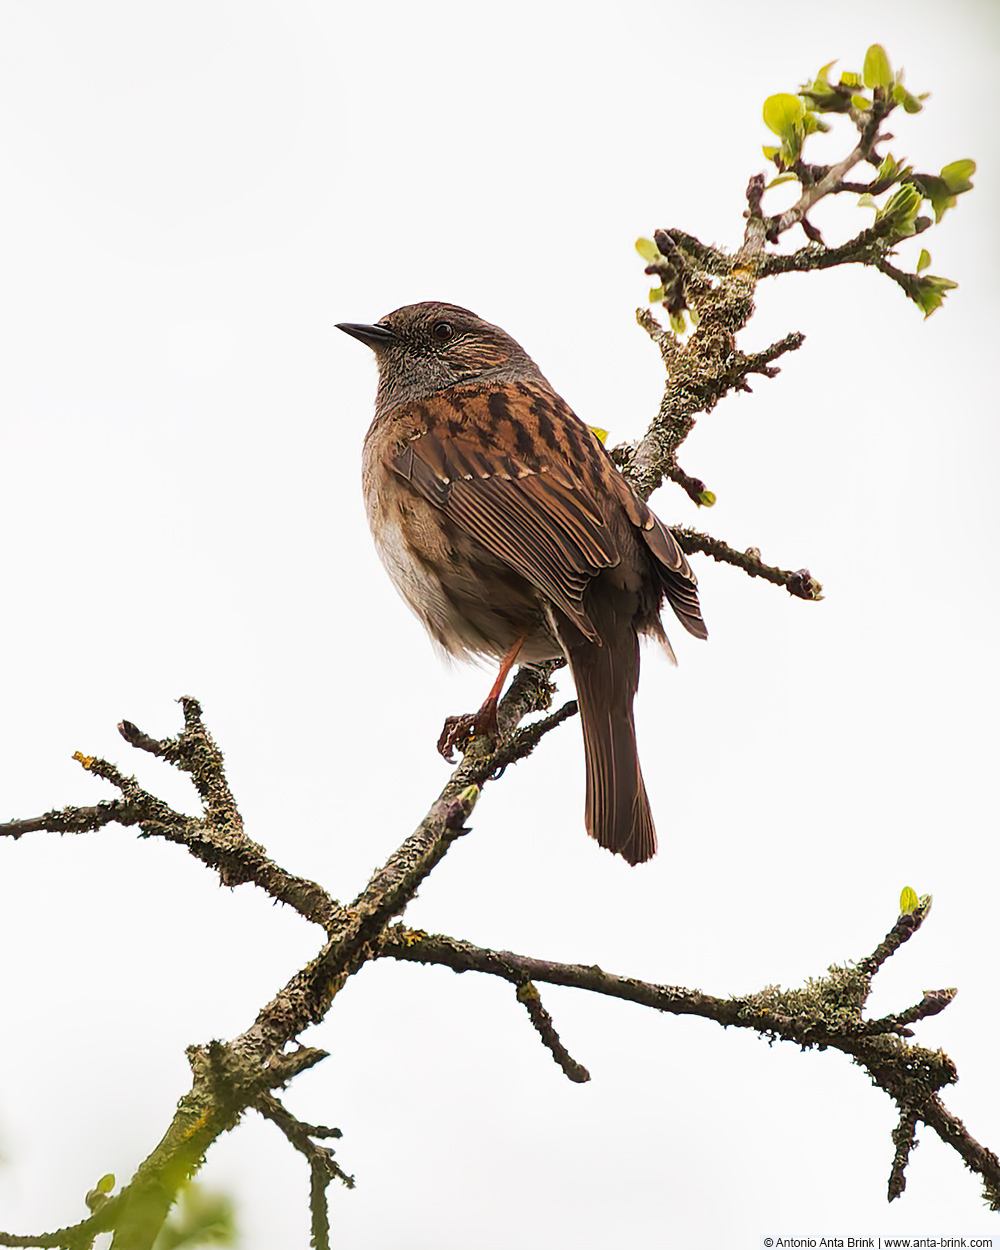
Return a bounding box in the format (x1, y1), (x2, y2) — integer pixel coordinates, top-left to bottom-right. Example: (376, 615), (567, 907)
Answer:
(338, 302), (706, 864)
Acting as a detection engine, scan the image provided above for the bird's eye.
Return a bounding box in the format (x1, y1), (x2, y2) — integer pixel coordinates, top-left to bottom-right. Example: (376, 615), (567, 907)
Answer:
(431, 320), (455, 342)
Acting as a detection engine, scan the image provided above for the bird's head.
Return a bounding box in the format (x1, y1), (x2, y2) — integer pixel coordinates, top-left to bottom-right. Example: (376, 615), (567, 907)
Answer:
(338, 301), (542, 412)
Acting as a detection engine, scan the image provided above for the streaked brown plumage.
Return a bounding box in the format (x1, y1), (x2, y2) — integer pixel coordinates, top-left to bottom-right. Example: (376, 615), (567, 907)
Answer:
(338, 302), (706, 865)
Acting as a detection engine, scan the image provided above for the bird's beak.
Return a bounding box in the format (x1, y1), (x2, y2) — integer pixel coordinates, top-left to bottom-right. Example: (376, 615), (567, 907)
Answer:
(336, 321), (397, 350)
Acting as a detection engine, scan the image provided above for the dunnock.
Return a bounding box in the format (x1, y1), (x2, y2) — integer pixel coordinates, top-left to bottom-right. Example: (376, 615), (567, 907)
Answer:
(338, 302), (706, 865)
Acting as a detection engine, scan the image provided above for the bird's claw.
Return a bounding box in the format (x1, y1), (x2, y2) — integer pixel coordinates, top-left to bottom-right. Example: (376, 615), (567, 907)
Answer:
(436, 701), (499, 762)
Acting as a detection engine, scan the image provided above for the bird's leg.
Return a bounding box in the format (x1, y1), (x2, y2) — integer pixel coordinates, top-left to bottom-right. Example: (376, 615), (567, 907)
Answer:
(437, 634), (526, 761)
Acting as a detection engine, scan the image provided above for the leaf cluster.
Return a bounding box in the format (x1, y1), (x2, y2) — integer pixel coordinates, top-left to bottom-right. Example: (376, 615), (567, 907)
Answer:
(755, 44), (975, 316)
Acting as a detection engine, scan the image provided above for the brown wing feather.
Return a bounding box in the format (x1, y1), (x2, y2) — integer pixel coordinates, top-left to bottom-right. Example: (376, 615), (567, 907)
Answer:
(388, 383), (629, 639)
(386, 380), (706, 643)
(394, 436), (618, 638)
(611, 475), (707, 640)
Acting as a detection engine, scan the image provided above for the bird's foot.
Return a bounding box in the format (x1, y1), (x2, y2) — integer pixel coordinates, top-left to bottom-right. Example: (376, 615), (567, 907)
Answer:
(437, 698), (499, 762)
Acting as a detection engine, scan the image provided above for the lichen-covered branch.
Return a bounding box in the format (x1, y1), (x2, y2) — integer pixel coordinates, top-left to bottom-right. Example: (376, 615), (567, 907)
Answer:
(516, 981), (591, 1084)
(2, 698), (341, 931)
(0, 687), (579, 1248)
(1, 679), (995, 1249)
(376, 897), (1000, 1204)
(673, 528), (824, 600)
(630, 47), (973, 599)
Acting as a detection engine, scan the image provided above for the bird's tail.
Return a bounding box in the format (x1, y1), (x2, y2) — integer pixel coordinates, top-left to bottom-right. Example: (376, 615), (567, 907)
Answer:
(568, 630), (656, 866)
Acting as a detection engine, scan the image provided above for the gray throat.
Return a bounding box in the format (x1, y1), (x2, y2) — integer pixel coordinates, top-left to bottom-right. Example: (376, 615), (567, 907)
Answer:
(374, 359), (547, 420)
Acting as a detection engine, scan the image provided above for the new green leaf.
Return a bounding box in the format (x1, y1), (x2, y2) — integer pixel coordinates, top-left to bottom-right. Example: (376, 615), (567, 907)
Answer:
(762, 92), (805, 136)
(762, 93), (806, 166)
(863, 44), (892, 90)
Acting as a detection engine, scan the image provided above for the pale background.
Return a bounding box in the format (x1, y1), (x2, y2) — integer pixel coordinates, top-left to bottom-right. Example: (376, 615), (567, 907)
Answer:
(1, 1), (997, 1247)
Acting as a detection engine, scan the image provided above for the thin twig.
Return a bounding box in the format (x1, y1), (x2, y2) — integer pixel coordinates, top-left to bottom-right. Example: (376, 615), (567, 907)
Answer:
(768, 101), (889, 241)
(1, 800), (126, 840)
(1, 714), (343, 931)
(673, 528), (823, 600)
(486, 699), (578, 780)
(857, 903), (930, 977)
(663, 463), (712, 507)
(516, 982), (591, 1084)
(255, 1092), (353, 1250)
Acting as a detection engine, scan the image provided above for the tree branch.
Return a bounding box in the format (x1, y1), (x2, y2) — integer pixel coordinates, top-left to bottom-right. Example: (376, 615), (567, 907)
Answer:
(1, 699), (342, 931)
(1, 692), (995, 1247)
(0, 681), (582, 1246)
(254, 1090), (353, 1250)
(673, 528), (824, 600)
(767, 100), (889, 241)
(375, 902), (1000, 1202)
(516, 981), (591, 1084)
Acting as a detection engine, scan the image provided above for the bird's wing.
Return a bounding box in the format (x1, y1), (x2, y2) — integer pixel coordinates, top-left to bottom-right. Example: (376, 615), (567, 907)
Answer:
(387, 382), (626, 640)
(620, 494), (707, 640)
(388, 379), (706, 641)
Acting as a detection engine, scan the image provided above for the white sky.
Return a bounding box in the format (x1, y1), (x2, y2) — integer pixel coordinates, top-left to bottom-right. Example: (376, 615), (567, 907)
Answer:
(1, 1), (998, 1247)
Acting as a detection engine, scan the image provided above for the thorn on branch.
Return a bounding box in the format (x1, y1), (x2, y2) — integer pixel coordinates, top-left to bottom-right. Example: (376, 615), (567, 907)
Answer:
(516, 981), (590, 1084)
